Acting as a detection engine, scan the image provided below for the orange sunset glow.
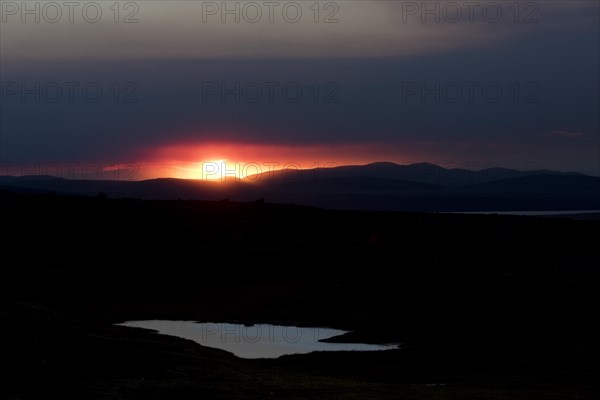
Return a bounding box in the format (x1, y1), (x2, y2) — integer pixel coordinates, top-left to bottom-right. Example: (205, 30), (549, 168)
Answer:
(134, 142), (421, 180)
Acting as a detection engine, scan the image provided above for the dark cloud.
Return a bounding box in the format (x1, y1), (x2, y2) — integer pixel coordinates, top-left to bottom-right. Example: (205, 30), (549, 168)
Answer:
(1, 2), (598, 175)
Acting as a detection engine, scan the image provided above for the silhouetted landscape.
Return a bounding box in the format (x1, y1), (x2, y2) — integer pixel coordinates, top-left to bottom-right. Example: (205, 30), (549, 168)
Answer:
(1, 186), (599, 399)
(2, 162), (599, 211)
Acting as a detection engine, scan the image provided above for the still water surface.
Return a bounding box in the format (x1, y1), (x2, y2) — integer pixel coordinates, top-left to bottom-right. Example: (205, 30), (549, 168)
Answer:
(118, 320), (399, 359)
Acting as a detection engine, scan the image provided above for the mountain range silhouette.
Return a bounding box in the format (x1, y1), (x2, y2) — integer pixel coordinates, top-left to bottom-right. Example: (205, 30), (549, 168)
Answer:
(1, 162), (598, 212)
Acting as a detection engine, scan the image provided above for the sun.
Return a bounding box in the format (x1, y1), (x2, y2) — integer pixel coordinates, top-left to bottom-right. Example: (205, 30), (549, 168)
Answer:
(199, 160), (244, 181)
(163, 159), (250, 181)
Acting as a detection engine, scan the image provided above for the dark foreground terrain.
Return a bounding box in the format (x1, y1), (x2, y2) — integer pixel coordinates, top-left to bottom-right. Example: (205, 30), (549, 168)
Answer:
(1, 189), (599, 399)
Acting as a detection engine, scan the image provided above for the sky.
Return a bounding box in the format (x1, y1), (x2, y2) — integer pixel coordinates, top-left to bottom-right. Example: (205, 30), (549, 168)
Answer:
(0, 0), (598, 180)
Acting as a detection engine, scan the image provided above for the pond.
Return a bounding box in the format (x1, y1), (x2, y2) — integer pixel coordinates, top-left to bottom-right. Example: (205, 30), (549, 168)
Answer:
(118, 320), (399, 359)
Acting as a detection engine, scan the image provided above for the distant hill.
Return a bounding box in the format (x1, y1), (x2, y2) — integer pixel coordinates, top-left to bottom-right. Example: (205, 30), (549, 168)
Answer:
(247, 162), (584, 186)
(0, 176), (254, 200)
(1, 162), (598, 212)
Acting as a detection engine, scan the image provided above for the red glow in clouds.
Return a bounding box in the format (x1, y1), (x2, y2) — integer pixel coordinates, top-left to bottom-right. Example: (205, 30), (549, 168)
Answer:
(134, 142), (416, 181)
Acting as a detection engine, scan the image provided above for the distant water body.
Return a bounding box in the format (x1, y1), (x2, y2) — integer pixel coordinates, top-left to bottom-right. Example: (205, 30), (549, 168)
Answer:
(118, 321), (399, 359)
(454, 210), (600, 216)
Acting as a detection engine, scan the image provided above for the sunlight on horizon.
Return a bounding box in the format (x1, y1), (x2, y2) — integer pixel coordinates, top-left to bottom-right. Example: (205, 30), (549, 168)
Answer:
(172, 160), (310, 182)
(133, 141), (416, 181)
